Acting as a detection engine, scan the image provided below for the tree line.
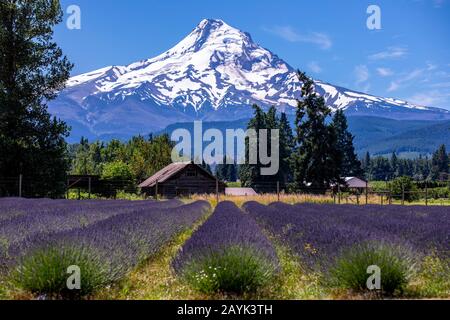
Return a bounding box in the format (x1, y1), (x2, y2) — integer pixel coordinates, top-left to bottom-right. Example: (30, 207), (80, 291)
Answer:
(362, 144), (449, 182)
(69, 134), (175, 183)
(240, 72), (363, 192)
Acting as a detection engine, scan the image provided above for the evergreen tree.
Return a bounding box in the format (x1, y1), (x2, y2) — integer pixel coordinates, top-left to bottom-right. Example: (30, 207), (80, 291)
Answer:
(331, 110), (363, 177)
(370, 157), (392, 181)
(0, 0), (73, 197)
(279, 112), (295, 184)
(201, 160), (212, 175)
(240, 104), (266, 188)
(390, 152), (399, 178)
(293, 72), (341, 192)
(215, 156), (228, 181)
(362, 152), (372, 180)
(431, 144), (449, 181)
(240, 104), (283, 191)
(226, 161), (237, 182)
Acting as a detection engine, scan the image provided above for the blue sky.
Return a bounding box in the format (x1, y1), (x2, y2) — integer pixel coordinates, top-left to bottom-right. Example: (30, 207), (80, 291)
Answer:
(55, 0), (450, 109)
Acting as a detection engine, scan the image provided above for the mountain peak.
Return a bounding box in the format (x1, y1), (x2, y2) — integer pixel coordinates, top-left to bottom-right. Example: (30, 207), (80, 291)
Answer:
(170, 18), (250, 56)
(197, 18), (227, 29)
(58, 19), (450, 140)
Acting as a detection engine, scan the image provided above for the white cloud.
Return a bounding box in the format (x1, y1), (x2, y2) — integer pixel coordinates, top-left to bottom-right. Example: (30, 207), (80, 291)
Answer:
(426, 62), (437, 71)
(354, 65), (370, 92)
(406, 90), (450, 107)
(387, 82), (400, 92)
(264, 26), (332, 49)
(308, 61), (322, 73)
(369, 47), (408, 60)
(387, 68), (424, 92)
(355, 65), (369, 83)
(376, 68), (393, 77)
(430, 81), (450, 88)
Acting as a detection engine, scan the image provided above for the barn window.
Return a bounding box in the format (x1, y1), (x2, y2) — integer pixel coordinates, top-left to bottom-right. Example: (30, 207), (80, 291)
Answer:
(185, 169), (197, 177)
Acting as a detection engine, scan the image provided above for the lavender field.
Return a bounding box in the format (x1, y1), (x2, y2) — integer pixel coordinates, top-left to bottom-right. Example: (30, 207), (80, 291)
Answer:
(0, 198), (449, 299)
(243, 202), (449, 267)
(243, 202), (450, 297)
(0, 198), (211, 297)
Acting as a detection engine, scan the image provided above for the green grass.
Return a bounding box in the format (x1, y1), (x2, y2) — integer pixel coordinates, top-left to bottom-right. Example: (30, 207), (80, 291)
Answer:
(66, 190), (146, 200)
(180, 246), (277, 295)
(11, 246), (111, 298)
(0, 282), (7, 300)
(329, 243), (417, 295)
(226, 182), (242, 188)
(406, 254), (450, 298)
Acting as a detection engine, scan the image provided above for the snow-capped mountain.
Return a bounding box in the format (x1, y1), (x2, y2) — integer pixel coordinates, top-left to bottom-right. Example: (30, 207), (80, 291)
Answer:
(49, 19), (450, 141)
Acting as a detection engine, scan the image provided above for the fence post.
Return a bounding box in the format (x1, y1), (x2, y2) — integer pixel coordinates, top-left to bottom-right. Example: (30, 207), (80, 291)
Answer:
(338, 184), (341, 204)
(277, 181), (280, 202)
(425, 182), (428, 206)
(365, 181), (368, 205)
(401, 183), (405, 205)
(216, 178), (219, 204)
(18, 174), (23, 198)
(155, 180), (158, 201)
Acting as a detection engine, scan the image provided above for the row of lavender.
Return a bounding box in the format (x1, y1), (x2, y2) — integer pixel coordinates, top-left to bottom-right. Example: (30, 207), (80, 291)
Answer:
(172, 202), (279, 293)
(0, 198), (183, 247)
(0, 198), (211, 294)
(243, 202), (450, 271)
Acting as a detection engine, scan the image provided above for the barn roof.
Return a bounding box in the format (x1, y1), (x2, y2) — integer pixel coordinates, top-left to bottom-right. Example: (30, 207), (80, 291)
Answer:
(344, 177), (368, 188)
(138, 161), (218, 188)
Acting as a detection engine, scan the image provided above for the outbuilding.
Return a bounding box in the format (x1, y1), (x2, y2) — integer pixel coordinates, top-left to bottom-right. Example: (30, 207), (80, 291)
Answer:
(138, 161), (225, 198)
(225, 188), (258, 196)
(344, 177), (368, 189)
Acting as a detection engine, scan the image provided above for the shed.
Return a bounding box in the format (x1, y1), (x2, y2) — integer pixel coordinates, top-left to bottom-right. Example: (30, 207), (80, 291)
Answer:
(344, 177), (368, 189)
(138, 161), (225, 198)
(225, 188), (258, 196)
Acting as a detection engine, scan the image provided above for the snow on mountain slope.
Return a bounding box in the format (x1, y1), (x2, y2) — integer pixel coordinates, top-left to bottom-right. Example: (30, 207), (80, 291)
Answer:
(49, 19), (450, 141)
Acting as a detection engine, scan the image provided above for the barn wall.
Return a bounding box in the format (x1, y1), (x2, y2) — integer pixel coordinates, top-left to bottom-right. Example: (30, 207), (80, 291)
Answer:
(142, 164), (225, 198)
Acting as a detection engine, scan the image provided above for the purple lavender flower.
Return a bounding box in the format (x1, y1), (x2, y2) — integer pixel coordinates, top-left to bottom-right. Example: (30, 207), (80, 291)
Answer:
(172, 201), (279, 274)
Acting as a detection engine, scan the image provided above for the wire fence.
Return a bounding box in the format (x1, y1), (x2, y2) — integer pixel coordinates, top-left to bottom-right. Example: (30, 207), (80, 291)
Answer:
(1, 175), (449, 206)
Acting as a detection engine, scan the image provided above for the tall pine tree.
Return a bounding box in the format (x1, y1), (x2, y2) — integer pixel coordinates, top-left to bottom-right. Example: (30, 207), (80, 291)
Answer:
(239, 104), (266, 188)
(430, 144), (449, 181)
(0, 0), (73, 197)
(240, 105), (284, 191)
(279, 112), (295, 185)
(390, 152), (399, 178)
(293, 72), (341, 192)
(331, 110), (363, 178)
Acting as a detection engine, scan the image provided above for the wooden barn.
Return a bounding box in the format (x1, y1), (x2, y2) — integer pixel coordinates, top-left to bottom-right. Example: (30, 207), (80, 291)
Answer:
(138, 161), (225, 198)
